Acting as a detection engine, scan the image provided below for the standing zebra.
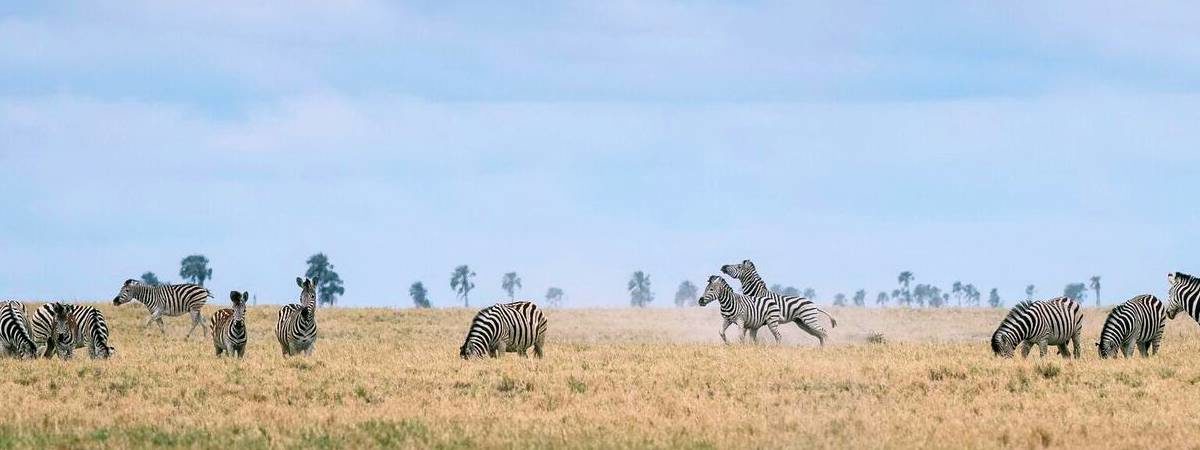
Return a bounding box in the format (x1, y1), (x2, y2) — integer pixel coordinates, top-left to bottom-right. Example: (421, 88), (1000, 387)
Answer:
(698, 275), (783, 344)
(212, 291), (249, 357)
(460, 301), (547, 359)
(1166, 272), (1200, 323)
(1097, 294), (1167, 358)
(720, 260), (838, 346)
(113, 279), (211, 338)
(31, 302), (116, 359)
(276, 277), (318, 357)
(0, 301), (35, 359)
(991, 297), (1083, 358)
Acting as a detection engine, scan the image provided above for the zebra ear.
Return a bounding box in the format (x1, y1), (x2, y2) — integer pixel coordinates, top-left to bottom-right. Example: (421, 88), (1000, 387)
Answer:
(311, 277), (319, 287)
(243, 292), (250, 303)
(230, 291), (240, 301)
(1169, 272), (1177, 284)
(124, 279), (136, 286)
(296, 277), (304, 288)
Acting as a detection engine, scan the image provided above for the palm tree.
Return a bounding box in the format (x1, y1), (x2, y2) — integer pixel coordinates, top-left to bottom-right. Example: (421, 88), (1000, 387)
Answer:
(179, 255), (212, 286)
(450, 265), (476, 307)
(964, 284), (980, 307)
(545, 287), (566, 307)
(988, 288), (1002, 308)
(876, 292), (889, 307)
(1089, 276), (1101, 307)
(897, 271), (914, 306)
(409, 281), (430, 308)
(627, 271), (654, 307)
(852, 289), (866, 307)
(1025, 284), (1036, 301)
(952, 281), (964, 307)
(674, 281), (698, 307)
(501, 272), (522, 299)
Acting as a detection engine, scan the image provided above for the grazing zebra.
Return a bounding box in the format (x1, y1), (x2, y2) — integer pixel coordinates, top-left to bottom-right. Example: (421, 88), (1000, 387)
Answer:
(698, 275), (783, 344)
(31, 302), (116, 359)
(991, 297), (1083, 358)
(212, 291), (249, 357)
(276, 277), (318, 357)
(1097, 294), (1167, 358)
(720, 260), (838, 346)
(459, 301), (548, 359)
(1166, 272), (1200, 323)
(113, 279), (211, 338)
(0, 301), (36, 359)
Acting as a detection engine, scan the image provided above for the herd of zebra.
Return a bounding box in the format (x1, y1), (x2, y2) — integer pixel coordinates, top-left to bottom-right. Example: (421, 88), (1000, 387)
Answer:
(3, 261), (1200, 361)
(0, 277), (321, 359)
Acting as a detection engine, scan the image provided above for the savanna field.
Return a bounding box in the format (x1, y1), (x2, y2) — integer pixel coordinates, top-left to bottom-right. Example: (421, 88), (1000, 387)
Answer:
(4, 303), (1200, 449)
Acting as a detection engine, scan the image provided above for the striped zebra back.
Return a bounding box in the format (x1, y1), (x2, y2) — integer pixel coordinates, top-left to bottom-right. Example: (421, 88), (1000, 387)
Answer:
(0, 301), (35, 359)
(991, 297), (1082, 357)
(1099, 294), (1166, 358)
(113, 280), (210, 316)
(1167, 272), (1200, 321)
(460, 301), (547, 359)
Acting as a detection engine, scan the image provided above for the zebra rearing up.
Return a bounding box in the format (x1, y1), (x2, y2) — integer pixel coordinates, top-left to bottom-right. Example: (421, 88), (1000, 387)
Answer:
(113, 279), (211, 338)
(31, 303), (115, 359)
(720, 260), (838, 346)
(276, 277), (318, 357)
(1097, 295), (1167, 358)
(698, 275), (783, 344)
(460, 301), (547, 359)
(212, 291), (249, 358)
(0, 301), (35, 359)
(1166, 271), (1200, 323)
(991, 297), (1083, 358)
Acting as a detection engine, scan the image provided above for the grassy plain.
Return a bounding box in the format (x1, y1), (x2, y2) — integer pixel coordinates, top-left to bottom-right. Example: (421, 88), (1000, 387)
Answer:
(1, 302), (1200, 449)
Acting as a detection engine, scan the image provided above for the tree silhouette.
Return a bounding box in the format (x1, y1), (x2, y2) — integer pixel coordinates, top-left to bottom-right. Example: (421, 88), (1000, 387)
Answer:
(897, 271), (914, 306)
(1025, 284), (1036, 301)
(876, 292), (889, 307)
(833, 293), (847, 306)
(501, 272), (523, 299)
(674, 280), (698, 307)
(1089, 276), (1101, 307)
(952, 281), (964, 307)
(802, 288), (817, 300)
(409, 281), (431, 308)
(853, 290), (866, 307)
(769, 284), (784, 294)
(782, 286), (800, 297)
(964, 284), (980, 307)
(628, 271), (654, 307)
(306, 253), (345, 306)
(140, 272), (162, 287)
(450, 265), (476, 307)
(545, 287), (565, 307)
(179, 255), (212, 286)
(988, 288), (1002, 308)
(1064, 283), (1087, 302)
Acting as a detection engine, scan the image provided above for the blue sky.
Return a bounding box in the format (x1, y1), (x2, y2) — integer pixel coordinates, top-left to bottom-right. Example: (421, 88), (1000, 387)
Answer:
(2, 2), (1199, 307)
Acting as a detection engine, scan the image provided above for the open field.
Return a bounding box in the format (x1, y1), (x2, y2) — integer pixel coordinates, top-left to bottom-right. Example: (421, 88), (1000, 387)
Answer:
(3, 303), (1200, 449)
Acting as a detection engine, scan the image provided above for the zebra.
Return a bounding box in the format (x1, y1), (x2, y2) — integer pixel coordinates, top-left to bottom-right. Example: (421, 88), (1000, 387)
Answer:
(698, 275), (783, 344)
(991, 297), (1082, 358)
(212, 291), (249, 357)
(0, 301), (36, 359)
(113, 279), (211, 338)
(720, 260), (838, 346)
(459, 301), (547, 359)
(276, 277), (318, 357)
(1166, 271), (1200, 323)
(31, 302), (116, 359)
(1097, 294), (1167, 358)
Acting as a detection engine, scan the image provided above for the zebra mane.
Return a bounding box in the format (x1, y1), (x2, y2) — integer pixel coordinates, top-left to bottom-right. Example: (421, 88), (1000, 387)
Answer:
(997, 300), (1037, 329)
(1175, 272), (1197, 284)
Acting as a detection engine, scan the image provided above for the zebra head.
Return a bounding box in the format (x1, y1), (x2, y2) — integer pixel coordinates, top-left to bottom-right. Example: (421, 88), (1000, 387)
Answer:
(459, 308), (496, 360)
(229, 290), (249, 326)
(990, 331), (1017, 358)
(296, 277), (319, 308)
(50, 303), (73, 359)
(113, 279), (142, 306)
(1166, 272), (1195, 319)
(698, 275), (731, 307)
(720, 259), (757, 282)
(1095, 339), (1120, 359)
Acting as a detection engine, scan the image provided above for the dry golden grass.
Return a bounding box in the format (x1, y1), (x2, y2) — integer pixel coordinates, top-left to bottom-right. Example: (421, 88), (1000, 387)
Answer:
(3, 302), (1200, 449)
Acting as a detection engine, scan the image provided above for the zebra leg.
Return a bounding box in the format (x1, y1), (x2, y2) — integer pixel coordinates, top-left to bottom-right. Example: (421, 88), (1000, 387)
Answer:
(767, 321), (782, 344)
(1072, 335), (1082, 359)
(185, 311), (203, 339)
(1137, 342), (1150, 358)
(1151, 339), (1161, 356)
(1019, 342), (1031, 358)
(533, 334), (545, 359)
(796, 320), (827, 347)
(748, 327), (760, 344)
(739, 326), (748, 344)
(718, 320), (733, 344)
(1056, 344), (1070, 359)
(1122, 342), (1133, 358)
(1037, 341), (1048, 357)
(154, 316), (166, 335)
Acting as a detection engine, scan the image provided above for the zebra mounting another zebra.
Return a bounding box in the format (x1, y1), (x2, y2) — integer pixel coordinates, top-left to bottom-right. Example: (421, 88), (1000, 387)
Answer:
(698, 275), (783, 344)
(991, 297), (1083, 358)
(212, 291), (249, 358)
(30, 302), (115, 360)
(113, 279), (211, 338)
(0, 301), (36, 359)
(460, 301), (547, 359)
(1097, 294), (1167, 358)
(720, 260), (838, 346)
(276, 277), (318, 357)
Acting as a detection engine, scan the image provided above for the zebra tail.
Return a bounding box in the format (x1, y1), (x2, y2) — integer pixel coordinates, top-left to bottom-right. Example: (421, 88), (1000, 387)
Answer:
(816, 308), (838, 328)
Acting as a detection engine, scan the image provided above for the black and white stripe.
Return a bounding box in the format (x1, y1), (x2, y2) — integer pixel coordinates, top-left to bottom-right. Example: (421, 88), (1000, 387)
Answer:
(0, 301), (35, 359)
(212, 291), (249, 357)
(113, 279), (211, 338)
(31, 302), (115, 359)
(276, 277), (318, 357)
(1166, 271), (1200, 323)
(720, 260), (838, 346)
(991, 297), (1083, 358)
(698, 275), (783, 344)
(459, 301), (547, 359)
(1097, 294), (1166, 358)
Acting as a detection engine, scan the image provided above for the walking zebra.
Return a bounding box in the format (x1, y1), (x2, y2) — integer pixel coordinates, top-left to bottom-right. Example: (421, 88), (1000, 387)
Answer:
(276, 278), (318, 357)
(113, 279), (211, 338)
(0, 301), (35, 359)
(459, 301), (547, 359)
(991, 297), (1082, 358)
(720, 260), (838, 346)
(698, 275), (783, 344)
(31, 302), (115, 359)
(1166, 272), (1200, 323)
(212, 291), (249, 357)
(1097, 294), (1167, 358)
